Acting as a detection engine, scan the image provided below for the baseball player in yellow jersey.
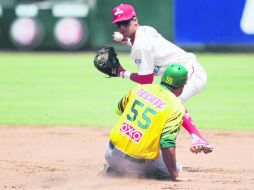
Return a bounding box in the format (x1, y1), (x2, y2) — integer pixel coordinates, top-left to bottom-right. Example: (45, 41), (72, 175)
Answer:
(105, 64), (188, 180)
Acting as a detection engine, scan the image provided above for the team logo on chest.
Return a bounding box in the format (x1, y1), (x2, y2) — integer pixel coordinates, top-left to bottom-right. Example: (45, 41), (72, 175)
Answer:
(135, 58), (142, 65)
(120, 123), (143, 142)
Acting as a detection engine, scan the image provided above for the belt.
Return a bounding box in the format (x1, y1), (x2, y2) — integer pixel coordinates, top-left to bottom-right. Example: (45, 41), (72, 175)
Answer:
(109, 140), (145, 163)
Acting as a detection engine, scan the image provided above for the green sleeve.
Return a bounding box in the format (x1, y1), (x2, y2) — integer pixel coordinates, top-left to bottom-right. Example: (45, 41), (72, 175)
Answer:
(115, 91), (131, 115)
(160, 118), (182, 149)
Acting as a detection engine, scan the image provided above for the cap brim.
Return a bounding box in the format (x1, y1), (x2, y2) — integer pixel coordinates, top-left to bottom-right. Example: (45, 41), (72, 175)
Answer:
(112, 16), (133, 24)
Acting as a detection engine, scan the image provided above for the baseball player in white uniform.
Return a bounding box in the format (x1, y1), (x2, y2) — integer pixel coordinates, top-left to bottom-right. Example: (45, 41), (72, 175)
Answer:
(111, 4), (212, 154)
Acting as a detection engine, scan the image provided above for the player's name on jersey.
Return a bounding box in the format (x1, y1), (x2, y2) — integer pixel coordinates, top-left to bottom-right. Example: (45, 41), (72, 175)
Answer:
(137, 88), (167, 110)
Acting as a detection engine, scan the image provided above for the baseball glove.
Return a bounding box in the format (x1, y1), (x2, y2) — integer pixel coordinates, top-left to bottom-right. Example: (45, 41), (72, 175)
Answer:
(94, 45), (121, 77)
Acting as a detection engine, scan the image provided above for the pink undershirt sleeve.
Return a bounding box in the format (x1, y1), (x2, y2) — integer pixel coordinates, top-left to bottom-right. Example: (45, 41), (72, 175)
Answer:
(130, 73), (154, 84)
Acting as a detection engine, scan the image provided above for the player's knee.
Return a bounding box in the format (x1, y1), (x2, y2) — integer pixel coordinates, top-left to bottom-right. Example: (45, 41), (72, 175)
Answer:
(196, 71), (207, 91)
(202, 72), (208, 87)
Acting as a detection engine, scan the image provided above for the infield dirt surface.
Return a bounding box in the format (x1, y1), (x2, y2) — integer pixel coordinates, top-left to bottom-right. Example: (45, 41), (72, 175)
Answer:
(0, 126), (254, 190)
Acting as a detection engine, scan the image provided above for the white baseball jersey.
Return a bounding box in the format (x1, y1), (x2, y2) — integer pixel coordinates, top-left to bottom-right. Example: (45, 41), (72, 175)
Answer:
(130, 26), (207, 102)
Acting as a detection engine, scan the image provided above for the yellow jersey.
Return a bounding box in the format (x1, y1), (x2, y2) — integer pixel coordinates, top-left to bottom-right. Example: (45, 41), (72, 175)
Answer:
(110, 84), (185, 160)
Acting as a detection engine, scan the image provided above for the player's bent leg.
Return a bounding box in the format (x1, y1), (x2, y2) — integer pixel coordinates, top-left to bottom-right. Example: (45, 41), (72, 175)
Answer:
(177, 67), (212, 154)
(105, 141), (148, 177)
(178, 66), (207, 103)
(183, 110), (213, 154)
(146, 153), (182, 179)
(99, 163), (120, 177)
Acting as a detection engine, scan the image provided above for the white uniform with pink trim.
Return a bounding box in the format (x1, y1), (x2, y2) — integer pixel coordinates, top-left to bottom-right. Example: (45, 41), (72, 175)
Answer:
(130, 26), (207, 102)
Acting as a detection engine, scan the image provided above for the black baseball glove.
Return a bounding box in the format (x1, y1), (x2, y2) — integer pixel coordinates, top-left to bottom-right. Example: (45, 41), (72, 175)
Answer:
(94, 45), (121, 77)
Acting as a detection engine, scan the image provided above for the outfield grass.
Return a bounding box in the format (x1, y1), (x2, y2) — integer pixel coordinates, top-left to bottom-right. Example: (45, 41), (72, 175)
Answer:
(0, 52), (253, 130)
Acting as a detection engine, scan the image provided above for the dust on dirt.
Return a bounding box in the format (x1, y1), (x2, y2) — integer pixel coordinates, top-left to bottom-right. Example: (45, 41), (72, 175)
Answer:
(0, 126), (254, 190)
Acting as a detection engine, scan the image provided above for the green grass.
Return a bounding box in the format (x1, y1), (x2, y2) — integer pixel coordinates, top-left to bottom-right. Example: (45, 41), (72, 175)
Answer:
(0, 52), (253, 130)
(185, 54), (254, 130)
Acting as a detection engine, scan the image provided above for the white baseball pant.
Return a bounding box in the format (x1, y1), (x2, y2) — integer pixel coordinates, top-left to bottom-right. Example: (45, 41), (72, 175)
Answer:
(179, 62), (207, 103)
(105, 141), (182, 179)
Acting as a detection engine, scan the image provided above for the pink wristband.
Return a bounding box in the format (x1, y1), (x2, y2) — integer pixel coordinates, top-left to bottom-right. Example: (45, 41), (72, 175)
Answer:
(119, 70), (131, 79)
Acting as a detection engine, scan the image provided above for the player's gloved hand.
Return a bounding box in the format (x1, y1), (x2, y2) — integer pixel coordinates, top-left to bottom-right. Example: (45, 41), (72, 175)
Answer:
(94, 45), (123, 77)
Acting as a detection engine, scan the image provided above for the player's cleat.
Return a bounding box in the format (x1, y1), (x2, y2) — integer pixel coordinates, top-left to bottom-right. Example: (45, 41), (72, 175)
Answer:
(190, 139), (213, 154)
(203, 144), (213, 154)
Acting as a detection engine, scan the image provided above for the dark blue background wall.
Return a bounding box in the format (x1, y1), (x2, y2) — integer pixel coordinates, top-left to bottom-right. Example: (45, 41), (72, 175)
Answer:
(174, 0), (254, 45)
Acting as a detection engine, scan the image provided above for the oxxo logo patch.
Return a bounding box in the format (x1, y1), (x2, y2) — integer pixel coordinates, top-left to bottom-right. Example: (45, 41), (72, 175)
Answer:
(120, 123), (143, 142)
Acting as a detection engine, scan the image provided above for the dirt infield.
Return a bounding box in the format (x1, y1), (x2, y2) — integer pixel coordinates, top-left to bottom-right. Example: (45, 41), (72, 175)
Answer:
(0, 126), (254, 190)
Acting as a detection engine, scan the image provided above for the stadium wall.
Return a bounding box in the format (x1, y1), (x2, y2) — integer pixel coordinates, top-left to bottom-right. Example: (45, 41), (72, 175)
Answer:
(0, 0), (253, 51)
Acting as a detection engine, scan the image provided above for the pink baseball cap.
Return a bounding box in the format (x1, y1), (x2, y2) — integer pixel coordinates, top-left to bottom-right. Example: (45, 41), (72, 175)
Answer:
(112, 4), (136, 24)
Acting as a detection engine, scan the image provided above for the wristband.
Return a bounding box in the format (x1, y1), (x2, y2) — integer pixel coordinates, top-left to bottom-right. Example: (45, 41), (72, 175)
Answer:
(119, 70), (131, 79)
